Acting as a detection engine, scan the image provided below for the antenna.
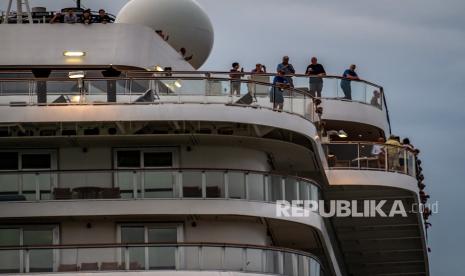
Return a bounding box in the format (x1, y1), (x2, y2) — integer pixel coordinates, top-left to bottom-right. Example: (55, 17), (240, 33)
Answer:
(3, 0), (33, 24)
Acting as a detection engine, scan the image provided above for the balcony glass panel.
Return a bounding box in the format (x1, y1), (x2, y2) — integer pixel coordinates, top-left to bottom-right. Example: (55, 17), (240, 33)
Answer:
(144, 171), (175, 198)
(23, 229), (54, 272)
(285, 178), (298, 202)
(182, 171), (202, 198)
(269, 175), (283, 202)
(228, 172), (245, 199)
(247, 173), (265, 201)
(0, 229), (20, 273)
(205, 171), (224, 198)
(224, 247), (242, 271)
(264, 250), (280, 274)
(245, 248), (262, 272)
(181, 246), (200, 270)
(283, 252), (294, 275)
(121, 227), (145, 270)
(202, 247), (222, 270)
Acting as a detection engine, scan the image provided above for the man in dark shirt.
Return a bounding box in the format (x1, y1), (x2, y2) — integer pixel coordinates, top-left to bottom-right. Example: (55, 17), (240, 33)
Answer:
(305, 57), (326, 97)
(229, 62), (244, 96)
(340, 64), (359, 100)
(95, 9), (114, 24)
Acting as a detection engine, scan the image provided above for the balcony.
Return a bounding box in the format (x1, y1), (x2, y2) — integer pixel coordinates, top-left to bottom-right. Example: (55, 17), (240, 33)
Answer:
(0, 242), (325, 275)
(324, 142), (417, 178)
(0, 168), (320, 204)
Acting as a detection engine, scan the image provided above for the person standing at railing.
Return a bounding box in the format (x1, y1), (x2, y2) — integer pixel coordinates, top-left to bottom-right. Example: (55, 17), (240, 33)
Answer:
(401, 138), (415, 174)
(179, 47), (193, 62)
(385, 135), (402, 170)
(371, 137), (386, 168)
(81, 9), (93, 25)
(63, 9), (78, 24)
(340, 64), (359, 100)
(95, 9), (114, 24)
(277, 56), (295, 87)
(229, 62), (244, 96)
(305, 57), (326, 98)
(252, 63), (266, 74)
(270, 70), (290, 111)
(370, 90), (382, 108)
(50, 12), (63, 24)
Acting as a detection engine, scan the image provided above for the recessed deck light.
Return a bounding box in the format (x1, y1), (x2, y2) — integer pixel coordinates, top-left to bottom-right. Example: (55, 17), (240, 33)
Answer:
(68, 71), (86, 79)
(63, 51), (86, 57)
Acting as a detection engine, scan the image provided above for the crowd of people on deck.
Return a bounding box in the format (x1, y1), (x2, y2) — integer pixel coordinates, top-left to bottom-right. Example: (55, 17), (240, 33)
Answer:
(50, 9), (113, 24)
(227, 56), (381, 111)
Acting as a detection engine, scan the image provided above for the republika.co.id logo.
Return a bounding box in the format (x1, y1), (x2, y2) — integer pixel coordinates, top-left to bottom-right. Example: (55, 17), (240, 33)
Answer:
(276, 200), (439, 218)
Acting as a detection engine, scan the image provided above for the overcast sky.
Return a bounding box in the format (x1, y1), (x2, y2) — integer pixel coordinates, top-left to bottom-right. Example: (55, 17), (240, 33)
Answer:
(2, 0), (464, 274)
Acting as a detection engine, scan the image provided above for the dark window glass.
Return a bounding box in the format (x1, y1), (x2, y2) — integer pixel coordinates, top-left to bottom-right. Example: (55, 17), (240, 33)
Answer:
(117, 151), (140, 167)
(21, 154), (51, 169)
(144, 152), (172, 167)
(0, 152), (18, 170)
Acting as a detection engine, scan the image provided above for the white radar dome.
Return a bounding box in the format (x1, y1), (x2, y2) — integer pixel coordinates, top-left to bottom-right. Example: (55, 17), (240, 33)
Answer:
(116, 0), (214, 69)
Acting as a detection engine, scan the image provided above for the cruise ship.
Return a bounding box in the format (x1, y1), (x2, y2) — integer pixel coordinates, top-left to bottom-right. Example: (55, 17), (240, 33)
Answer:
(0, 0), (430, 275)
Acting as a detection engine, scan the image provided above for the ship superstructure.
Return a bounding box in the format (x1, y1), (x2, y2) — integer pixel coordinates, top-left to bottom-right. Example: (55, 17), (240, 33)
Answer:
(0, 1), (430, 275)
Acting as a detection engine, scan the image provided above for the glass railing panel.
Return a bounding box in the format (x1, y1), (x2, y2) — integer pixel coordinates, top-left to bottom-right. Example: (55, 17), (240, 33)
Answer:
(205, 171), (224, 198)
(115, 171), (140, 199)
(224, 247), (243, 271)
(76, 247), (119, 271)
(0, 81), (29, 96)
(285, 178), (298, 202)
(298, 255), (307, 276)
(283, 252), (294, 276)
(182, 171), (202, 198)
(358, 143), (386, 170)
(299, 181), (311, 201)
(247, 173), (265, 201)
(0, 174), (19, 197)
(143, 171), (176, 198)
(28, 249), (54, 272)
(181, 246), (200, 270)
(0, 250), (20, 273)
(202, 246), (223, 270)
(326, 143), (359, 169)
(406, 151), (416, 177)
(348, 81), (367, 103)
(227, 172), (245, 199)
(149, 246), (176, 270)
(245, 248), (262, 272)
(309, 258), (321, 276)
(21, 173), (53, 201)
(269, 175), (283, 202)
(125, 246), (145, 270)
(264, 250), (280, 274)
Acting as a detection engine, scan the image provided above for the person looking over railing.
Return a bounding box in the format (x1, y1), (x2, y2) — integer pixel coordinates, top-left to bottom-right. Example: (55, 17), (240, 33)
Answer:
(229, 62), (245, 96)
(63, 9), (78, 24)
(277, 56), (295, 87)
(50, 12), (63, 24)
(252, 63), (266, 74)
(270, 70), (290, 111)
(81, 9), (93, 25)
(371, 137), (386, 168)
(179, 47), (193, 62)
(370, 90), (382, 108)
(94, 9), (113, 24)
(305, 57), (326, 98)
(155, 30), (169, 41)
(340, 64), (360, 100)
(385, 135), (402, 170)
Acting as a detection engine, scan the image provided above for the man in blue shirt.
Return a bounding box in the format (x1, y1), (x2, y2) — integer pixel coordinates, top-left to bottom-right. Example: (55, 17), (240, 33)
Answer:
(276, 56), (295, 87)
(270, 70), (290, 111)
(340, 64), (360, 100)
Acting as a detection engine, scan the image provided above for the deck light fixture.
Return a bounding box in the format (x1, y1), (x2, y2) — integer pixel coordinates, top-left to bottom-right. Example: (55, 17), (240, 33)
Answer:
(327, 130), (348, 138)
(63, 51), (86, 57)
(68, 71), (86, 79)
(174, 80), (182, 88)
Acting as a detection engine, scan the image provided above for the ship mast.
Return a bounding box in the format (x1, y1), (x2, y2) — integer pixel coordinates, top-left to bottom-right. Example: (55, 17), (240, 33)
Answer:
(3, 0), (33, 24)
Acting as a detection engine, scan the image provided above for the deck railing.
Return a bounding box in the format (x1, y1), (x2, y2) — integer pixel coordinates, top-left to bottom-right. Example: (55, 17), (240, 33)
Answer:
(0, 242), (325, 275)
(0, 71), (386, 123)
(324, 142), (417, 177)
(0, 168), (320, 204)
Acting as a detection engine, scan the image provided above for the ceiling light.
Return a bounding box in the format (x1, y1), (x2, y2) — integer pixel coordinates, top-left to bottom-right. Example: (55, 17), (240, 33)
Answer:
(174, 80), (182, 88)
(68, 71), (85, 79)
(63, 51), (85, 57)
